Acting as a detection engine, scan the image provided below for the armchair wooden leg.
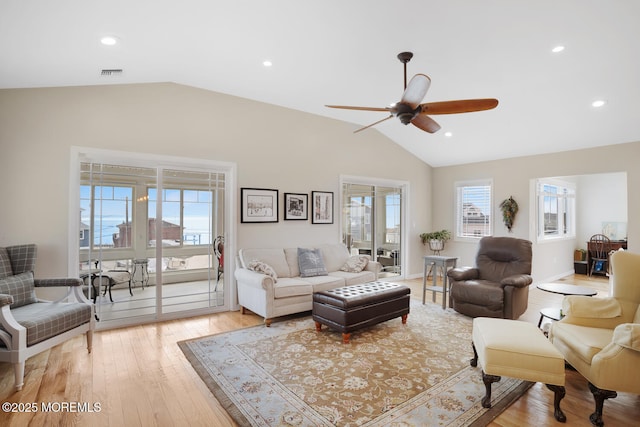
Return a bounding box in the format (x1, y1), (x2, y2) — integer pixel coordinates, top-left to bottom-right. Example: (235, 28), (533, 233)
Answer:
(87, 330), (93, 353)
(14, 362), (25, 391)
(588, 382), (617, 427)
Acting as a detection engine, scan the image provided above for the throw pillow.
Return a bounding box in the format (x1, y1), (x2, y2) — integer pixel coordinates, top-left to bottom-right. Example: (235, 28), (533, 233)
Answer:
(0, 271), (37, 308)
(248, 260), (278, 283)
(339, 255), (369, 273)
(298, 248), (328, 277)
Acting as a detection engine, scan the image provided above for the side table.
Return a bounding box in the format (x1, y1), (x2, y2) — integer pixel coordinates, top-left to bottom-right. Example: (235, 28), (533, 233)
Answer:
(422, 255), (458, 309)
(132, 259), (149, 289)
(536, 282), (597, 329)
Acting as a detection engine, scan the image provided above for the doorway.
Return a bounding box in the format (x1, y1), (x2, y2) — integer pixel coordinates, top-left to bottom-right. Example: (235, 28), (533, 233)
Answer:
(341, 177), (407, 279)
(72, 148), (235, 329)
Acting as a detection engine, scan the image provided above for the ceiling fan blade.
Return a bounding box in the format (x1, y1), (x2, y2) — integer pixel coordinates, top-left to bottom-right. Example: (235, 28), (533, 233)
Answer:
(326, 105), (391, 112)
(420, 98), (499, 115)
(411, 115), (441, 133)
(354, 115), (394, 133)
(401, 74), (431, 109)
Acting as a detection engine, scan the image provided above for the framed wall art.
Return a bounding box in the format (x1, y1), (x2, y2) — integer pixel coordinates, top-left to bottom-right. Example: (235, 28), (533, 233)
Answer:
(284, 193), (308, 220)
(241, 188), (279, 223)
(311, 191), (334, 224)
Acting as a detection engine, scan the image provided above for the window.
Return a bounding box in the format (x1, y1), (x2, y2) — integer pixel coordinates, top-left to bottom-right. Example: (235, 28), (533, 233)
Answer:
(147, 187), (214, 247)
(536, 178), (575, 240)
(80, 184), (133, 249)
(455, 180), (492, 238)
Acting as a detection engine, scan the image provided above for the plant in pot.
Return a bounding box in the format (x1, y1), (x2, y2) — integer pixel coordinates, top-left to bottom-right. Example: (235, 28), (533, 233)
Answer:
(420, 229), (452, 252)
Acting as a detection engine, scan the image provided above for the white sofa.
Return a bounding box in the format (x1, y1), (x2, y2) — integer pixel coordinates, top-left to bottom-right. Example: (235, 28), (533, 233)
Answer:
(235, 243), (381, 326)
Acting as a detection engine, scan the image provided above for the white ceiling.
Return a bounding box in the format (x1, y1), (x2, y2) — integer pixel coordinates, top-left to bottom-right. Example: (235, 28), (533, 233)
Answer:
(2, 1), (639, 166)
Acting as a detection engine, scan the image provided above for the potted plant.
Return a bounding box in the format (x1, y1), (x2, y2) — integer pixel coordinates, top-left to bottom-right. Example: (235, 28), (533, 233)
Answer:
(420, 229), (452, 251)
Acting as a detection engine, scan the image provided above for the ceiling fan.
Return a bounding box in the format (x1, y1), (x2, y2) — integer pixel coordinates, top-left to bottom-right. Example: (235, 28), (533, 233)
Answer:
(326, 52), (498, 134)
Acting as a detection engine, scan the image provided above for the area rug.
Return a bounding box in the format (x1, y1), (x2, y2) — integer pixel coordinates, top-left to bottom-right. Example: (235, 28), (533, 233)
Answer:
(179, 301), (532, 426)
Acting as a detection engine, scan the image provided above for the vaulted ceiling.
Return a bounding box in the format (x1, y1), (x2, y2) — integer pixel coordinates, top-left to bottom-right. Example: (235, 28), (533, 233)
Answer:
(2, 1), (639, 166)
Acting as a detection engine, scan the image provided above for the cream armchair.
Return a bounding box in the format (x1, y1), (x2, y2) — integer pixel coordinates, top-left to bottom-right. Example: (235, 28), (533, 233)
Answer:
(549, 250), (640, 426)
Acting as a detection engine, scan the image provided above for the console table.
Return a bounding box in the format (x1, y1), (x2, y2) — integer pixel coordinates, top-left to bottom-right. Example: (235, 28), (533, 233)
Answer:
(422, 255), (458, 309)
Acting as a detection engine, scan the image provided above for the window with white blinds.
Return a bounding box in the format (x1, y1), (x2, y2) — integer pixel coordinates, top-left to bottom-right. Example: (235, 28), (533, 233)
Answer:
(455, 180), (492, 238)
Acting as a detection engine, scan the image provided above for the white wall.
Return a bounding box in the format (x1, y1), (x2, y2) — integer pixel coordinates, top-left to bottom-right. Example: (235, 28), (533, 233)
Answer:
(432, 143), (639, 283)
(1, 83), (639, 285)
(0, 83), (433, 280)
(575, 172), (628, 247)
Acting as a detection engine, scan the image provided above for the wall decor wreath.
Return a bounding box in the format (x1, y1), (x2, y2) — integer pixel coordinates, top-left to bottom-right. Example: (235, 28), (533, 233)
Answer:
(500, 196), (519, 232)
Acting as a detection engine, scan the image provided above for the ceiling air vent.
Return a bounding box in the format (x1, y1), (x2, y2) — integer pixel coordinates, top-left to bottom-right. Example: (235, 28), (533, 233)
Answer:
(100, 69), (123, 76)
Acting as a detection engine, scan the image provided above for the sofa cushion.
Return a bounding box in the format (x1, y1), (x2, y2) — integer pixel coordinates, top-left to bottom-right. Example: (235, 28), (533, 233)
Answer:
(273, 278), (313, 299)
(248, 260), (278, 283)
(284, 247), (301, 277)
(317, 244), (350, 272)
(239, 248), (291, 278)
(0, 247), (12, 279)
(340, 255), (369, 273)
(298, 248), (328, 277)
(0, 271), (37, 308)
(329, 270), (376, 286)
(551, 323), (613, 365)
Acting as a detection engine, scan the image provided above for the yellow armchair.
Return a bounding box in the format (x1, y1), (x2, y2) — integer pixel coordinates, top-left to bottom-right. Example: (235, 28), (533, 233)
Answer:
(549, 250), (640, 426)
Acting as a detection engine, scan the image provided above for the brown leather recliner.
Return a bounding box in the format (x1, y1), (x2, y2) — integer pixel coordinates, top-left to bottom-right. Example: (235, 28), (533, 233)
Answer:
(447, 236), (533, 319)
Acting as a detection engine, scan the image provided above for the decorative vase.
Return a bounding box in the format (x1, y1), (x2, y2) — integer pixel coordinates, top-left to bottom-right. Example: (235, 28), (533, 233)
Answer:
(429, 239), (444, 251)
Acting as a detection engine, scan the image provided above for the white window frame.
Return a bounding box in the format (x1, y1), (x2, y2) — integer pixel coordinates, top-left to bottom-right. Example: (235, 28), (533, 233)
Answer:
(534, 178), (576, 242)
(454, 179), (493, 240)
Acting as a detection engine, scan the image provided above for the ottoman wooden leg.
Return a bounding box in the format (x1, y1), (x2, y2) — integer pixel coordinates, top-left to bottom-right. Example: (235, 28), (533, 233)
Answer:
(470, 343), (478, 367)
(481, 371), (501, 408)
(401, 314), (408, 324)
(314, 321), (322, 332)
(342, 333), (351, 344)
(546, 384), (567, 423)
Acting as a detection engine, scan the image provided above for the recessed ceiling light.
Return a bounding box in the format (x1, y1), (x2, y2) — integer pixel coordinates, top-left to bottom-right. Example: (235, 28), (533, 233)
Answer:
(263, 60), (272, 67)
(100, 36), (119, 46)
(591, 99), (606, 108)
(444, 132), (453, 137)
(552, 45), (565, 53)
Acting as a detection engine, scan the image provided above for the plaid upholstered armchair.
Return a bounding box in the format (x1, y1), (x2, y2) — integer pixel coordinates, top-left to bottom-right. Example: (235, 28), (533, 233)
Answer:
(0, 244), (95, 391)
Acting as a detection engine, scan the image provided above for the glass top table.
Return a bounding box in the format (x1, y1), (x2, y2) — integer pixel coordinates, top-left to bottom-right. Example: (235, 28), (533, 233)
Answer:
(536, 282), (597, 328)
(536, 282), (597, 296)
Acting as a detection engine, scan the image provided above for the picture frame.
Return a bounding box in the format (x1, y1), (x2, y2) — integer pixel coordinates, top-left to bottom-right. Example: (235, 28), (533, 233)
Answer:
(311, 191), (334, 224)
(284, 193), (308, 220)
(241, 188), (279, 223)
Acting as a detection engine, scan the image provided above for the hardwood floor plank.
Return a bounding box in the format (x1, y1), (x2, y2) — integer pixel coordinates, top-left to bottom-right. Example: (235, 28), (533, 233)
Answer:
(1, 274), (638, 426)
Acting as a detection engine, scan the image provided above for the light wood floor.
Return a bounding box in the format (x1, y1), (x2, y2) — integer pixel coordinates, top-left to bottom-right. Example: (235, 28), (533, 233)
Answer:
(1, 274), (638, 426)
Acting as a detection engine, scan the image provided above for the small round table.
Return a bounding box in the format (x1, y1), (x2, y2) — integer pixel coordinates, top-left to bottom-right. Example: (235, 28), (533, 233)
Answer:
(536, 282), (597, 297)
(536, 282), (597, 328)
(132, 258), (149, 289)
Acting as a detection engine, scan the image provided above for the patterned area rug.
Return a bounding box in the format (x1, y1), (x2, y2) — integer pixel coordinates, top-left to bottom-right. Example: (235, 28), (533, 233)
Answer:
(179, 302), (532, 426)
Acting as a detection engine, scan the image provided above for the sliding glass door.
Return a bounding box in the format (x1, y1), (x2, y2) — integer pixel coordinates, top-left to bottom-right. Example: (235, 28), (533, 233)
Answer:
(75, 150), (232, 329)
(341, 179), (406, 278)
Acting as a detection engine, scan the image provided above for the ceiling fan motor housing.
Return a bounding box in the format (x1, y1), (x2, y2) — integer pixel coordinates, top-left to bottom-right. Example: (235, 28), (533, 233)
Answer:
(394, 103), (420, 124)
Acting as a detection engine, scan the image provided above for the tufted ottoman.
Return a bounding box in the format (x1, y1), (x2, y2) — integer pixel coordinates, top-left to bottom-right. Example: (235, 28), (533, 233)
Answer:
(471, 317), (567, 422)
(312, 281), (410, 344)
